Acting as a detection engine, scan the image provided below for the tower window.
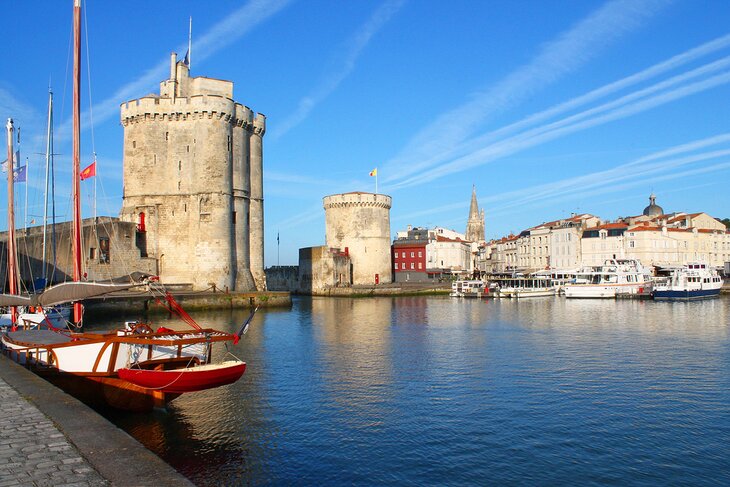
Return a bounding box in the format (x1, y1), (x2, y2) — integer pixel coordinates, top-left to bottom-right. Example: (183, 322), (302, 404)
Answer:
(99, 237), (110, 264)
(132, 140), (136, 148)
(165, 132), (168, 140)
(232, 211), (237, 224)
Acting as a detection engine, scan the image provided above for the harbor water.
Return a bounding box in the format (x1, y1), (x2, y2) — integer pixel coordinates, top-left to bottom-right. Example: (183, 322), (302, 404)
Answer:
(98, 296), (730, 485)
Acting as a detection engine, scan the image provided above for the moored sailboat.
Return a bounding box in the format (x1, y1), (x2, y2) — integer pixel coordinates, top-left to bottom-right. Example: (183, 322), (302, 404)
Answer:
(1, 0), (250, 412)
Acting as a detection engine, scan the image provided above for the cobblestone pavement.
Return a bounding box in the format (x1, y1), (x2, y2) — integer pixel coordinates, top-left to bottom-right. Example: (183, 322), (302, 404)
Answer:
(0, 377), (107, 487)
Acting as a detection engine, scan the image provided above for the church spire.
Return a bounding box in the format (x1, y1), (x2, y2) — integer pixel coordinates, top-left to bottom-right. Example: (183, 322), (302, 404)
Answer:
(468, 185), (479, 219)
(465, 185), (485, 243)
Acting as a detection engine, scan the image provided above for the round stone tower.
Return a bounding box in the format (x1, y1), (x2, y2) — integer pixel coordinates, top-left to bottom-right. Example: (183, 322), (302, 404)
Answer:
(323, 192), (392, 285)
(119, 53), (265, 291)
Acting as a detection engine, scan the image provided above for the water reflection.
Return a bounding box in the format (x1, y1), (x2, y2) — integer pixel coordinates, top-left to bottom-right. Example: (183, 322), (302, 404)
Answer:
(98, 296), (730, 485)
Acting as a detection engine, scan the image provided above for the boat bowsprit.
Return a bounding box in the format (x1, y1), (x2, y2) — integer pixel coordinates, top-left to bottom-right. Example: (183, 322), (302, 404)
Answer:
(117, 360), (246, 393)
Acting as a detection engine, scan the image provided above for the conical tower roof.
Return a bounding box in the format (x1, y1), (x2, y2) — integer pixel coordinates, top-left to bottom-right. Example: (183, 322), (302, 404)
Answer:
(466, 185), (485, 242)
(469, 185), (479, 219)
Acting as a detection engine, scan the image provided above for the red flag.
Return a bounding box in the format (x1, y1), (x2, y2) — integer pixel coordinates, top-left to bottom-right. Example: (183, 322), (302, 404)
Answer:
(80, 161), (96, 180)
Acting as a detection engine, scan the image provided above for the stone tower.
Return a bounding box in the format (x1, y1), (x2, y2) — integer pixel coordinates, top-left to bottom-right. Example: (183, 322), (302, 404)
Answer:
(465, 185), (485, 242)
(119, 53), (266, 291)
(323, 192), (392, 285)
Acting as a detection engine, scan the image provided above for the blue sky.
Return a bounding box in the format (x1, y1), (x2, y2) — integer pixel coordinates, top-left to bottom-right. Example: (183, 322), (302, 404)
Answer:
(2, 0), (730, 267)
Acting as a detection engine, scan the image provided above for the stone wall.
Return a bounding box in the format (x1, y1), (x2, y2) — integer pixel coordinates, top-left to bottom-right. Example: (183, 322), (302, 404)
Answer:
(265, 266), (299, 291)
(297, 246), (351, 294)
(0, 217), (155, 289)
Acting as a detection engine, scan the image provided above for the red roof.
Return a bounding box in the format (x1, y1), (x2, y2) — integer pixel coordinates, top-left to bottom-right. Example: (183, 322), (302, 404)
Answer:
(436, 235), (465, 243)
(585, 222), (628, 231)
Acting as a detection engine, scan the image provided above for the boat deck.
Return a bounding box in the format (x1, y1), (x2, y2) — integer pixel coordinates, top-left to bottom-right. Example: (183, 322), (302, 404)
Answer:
(5, 330), (73, 345)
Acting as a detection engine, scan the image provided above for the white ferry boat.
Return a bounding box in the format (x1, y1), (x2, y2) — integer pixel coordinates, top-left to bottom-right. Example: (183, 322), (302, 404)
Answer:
(450, 280), (486, 298)
(496, 276), (558, 298)
(564, 259), (653, 299)
(653, 263), (722, 300)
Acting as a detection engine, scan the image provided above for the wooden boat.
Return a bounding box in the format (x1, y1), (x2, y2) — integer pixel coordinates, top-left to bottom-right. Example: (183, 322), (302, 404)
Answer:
(1, 0), (251, 412)
(118, 360), (246, 394)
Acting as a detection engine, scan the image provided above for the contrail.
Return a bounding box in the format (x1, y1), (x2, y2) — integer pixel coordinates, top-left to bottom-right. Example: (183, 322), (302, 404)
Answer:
(385, 33), (730, 183)
(397, 133), (730, 221)
(383, 0), (673, 182)
(389, 69), (730, 189)
(270, 0), (406, 139)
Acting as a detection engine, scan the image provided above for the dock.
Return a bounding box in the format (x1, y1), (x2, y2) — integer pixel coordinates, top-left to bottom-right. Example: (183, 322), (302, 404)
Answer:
(0, 354), (193, 486)
(85, 289), (291, 315)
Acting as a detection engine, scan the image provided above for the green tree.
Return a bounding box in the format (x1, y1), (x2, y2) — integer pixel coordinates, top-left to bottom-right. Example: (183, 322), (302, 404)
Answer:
(720, 218), (730, 229)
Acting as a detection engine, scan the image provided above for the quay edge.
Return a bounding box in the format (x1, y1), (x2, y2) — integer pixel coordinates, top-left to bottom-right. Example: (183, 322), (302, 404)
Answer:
(0, 353), (194, 486)
(303, 283), (451, 298)
(84, 290), (291, 315)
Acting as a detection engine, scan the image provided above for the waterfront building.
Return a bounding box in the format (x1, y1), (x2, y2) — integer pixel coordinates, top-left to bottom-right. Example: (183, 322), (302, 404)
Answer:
(392, 226), (471, 282)
(323, 192), (392, 285)
(479, 214), (598, 274)
(392, 227), (428, 282)
(119, 52), (266, 291)
(481, 193), (728, 273)
(549, 214), (600, 269)
(580, 222), (631, 266)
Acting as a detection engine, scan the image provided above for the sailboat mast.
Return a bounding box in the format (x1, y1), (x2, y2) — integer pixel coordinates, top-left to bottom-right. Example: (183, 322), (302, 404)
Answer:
(6, 119), (19, 323)
(43, 89), (53, 284)
(72, 0), (83, 323)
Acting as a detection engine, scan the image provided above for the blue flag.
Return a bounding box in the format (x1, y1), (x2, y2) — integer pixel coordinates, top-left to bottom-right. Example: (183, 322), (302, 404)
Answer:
(13, 165), (26, 183)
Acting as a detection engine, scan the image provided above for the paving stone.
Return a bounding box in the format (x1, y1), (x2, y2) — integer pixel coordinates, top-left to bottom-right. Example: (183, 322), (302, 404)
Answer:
(0, 377), (107, 486)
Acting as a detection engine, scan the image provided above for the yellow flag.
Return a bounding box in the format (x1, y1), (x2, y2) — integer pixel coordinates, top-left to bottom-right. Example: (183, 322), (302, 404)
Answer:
(369, 168), (377, 177)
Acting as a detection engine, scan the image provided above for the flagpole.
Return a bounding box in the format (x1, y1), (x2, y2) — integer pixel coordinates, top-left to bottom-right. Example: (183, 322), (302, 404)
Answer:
(93, 153), (97, 221)
(188, 16), (192, 69)
(24, 157), (28, 229)
(375, 169), (378, 194)
(277, 230), (280, 267)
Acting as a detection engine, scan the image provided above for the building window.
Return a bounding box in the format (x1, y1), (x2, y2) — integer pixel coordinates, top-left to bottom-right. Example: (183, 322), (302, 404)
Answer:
(199, 197), (212, 222)
(410, 263), (414, 269)
(394, 263), (398, 270)
(418, 251), (422, 258)
(411, 252), (414, 258)
(99, 237), (110, 264)
(418, 263), (422, 269)
(132, 140), (136, 148)
(89, 247), (96, 259)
